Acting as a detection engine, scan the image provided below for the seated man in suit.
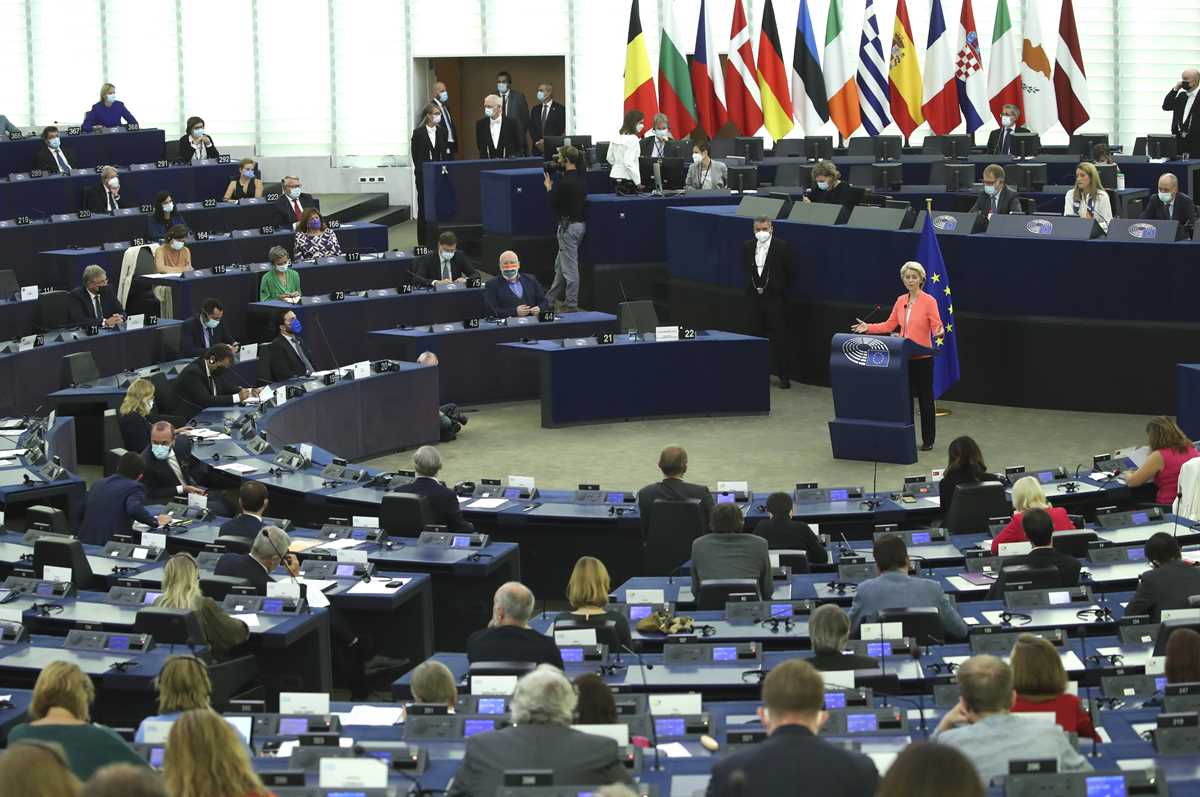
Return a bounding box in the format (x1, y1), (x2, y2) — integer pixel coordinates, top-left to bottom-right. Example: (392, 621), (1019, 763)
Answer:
(970, 164), (1024, 217)
(707, 659), (879, 797)
(987, 509), (1081, 598)
(639, 113), (674, 159)
(181, 298), (236, 356)
(1125, 532), (1200, 622)
(266, 309), (317, 382)
(218, 481), (269, 541)
(801, 159), (856, 206)
(636, 445), (715, 539)
(528, 83), (565, 155)
(34, 126), (76, 175)
(394, 446), (473, 531)
(415, 231), (479, 286)
(79, 451), (172, 545)
(691, 503), (772, 600)
(66, 264), (125, 328)
(466, 582), (563, 668)
(213, 524), (300, 594)
(482, 250), (546, 318)
(754, 491), (828, 563)
(808, 604), (880, 672)
(986, 104), (1030, 155)
(476, 94), (521, 159)
(173, 344), (259, 411)
(447, 665), (631, 797)
(271, 175), (320, 230)
(82, 165), (130, 214)
(850, 534), (969, 642)
(142, 421), (234, 517)
(1141, 173), (1197, 239)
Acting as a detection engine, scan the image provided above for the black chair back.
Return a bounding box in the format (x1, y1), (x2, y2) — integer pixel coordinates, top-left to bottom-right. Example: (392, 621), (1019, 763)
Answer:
(198, 575), (251, 601)
(642, 498), (706, 576)
(134, 607), (205, 646)
(33, 538), (96, 590)
(61, 351), (100, 388)
(212, 536), (252, 554)
(999, 564), (1066, 591)
(381, 493), (433, 536)
(944, 482), (1010, 534)
(553, 616), (620, 648)
(773, 162), (811, 189)
(33, 290), (73, 332)
(1050, 530), (1098, 558)
(697, 578), (760, 610)
(0, 269), (18, 298)
(27, 504), (69, 534)
(877, 606), (944, 645)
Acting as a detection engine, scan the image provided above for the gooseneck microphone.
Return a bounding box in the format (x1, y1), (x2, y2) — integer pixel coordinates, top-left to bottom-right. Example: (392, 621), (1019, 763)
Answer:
(855, 304), (882, 326)
(618, 643), (661, 772)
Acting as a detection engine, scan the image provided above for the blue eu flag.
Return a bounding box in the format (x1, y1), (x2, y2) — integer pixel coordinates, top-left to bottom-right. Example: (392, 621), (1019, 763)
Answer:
(916, 211), (959, 398)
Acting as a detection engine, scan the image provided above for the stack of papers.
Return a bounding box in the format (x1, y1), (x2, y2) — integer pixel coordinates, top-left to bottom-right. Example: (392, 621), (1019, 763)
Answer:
(348, 577), (409, 595)
(217, 462), (258, 475)
(335, 705), (405, 726)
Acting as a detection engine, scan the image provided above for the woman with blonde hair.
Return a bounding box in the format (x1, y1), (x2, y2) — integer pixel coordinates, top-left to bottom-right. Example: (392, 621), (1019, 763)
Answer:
(6, 661), (145, 779)
(989, 475), (1076, 554)
(1010, 634), (1099, 740)
(82, 82), (137, 132)
(118, 377), (156, 451)
(154, 553), (249, 659)
(134, 656), (249, 747)
(0, 740), (82, 797)
(551, 555), (632, 647)
(1123, 416), (1200, 506)
(163, 709), (271, 797)
(1063, 161), (1112, 232)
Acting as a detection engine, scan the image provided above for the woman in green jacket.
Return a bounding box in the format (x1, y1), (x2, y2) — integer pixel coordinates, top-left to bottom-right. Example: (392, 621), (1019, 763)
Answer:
(259, 244), (301, 302)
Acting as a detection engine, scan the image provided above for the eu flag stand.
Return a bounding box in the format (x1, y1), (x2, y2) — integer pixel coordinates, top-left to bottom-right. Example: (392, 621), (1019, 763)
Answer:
(828, 333), (936, 465)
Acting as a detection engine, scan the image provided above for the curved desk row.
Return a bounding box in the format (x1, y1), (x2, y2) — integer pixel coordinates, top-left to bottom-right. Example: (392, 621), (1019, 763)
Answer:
(0, 417), (84, 521)
(0, 127), (164, 182)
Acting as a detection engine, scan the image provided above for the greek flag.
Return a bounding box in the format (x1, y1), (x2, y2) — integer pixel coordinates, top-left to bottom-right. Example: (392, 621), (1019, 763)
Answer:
(855, 0), (891, 135)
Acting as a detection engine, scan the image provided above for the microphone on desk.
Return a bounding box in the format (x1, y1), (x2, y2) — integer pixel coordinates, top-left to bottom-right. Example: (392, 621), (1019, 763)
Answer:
(617, 643), (661, 772)
(854, 304), (882, 326)
(311, 313), (341, 375)
(404, 270), (435, 290)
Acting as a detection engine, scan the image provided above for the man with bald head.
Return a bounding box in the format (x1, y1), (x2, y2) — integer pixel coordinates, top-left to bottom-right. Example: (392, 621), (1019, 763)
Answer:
(476, 93), (521, 159)
(424, 80), (457, 156)
(1164, 68), (1200, 157)
(466, 581), (563, 668)
(1141, 173), (1197, 239)
(483, 250), (547, 317)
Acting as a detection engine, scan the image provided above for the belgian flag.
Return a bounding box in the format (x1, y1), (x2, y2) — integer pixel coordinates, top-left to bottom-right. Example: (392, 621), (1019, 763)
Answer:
(623, 0), (658, 121)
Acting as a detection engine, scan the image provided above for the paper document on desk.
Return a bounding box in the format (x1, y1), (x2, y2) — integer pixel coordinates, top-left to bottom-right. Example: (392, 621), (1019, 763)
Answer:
(233, 614), (260, 627)
(348, 577), (409, 595)
(656, 742), (691, 758)
(468, 498), (507, 509)
(316, 538), (363, 551)
(289, 539), (323, 553)
(217, 462), (259, 475)
(946, 576), (980, 591)
(336, 705), (405, 726)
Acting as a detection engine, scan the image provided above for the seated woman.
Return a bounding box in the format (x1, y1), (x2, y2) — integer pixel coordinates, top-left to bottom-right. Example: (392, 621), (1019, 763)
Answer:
(0, 739), (82, 797)
(1010, 634), (1099, 740)
(135, 656), (249, 747)
(990, 476), (1076, 554)
(6, 661), (146, 779)
(1123, 416), (1200, 506)
(178, 116), (219, 163)
(259, 245), (301, 302)
(409, 660), (458, 710)
(802, 159), (855, 206)
(148, 190), (188, 240)
(117, 377), (156, 452)
(573, 673), (649, 747)
(938, 436), (1000, 517)
(153, 225), (193, 275)
(293, 208), (342, 260)
(1063, 162), (1112, 233)
(163, 709), (269, 797)
(552, 556), (632, 649)
(223, 158), (263, 202)
(1166, 628), (1200, 685)
(81, 83), (136, 132)
(684, 140), (727, 190)
(154, 553), (249, 660)
(808, 603), (880, 671)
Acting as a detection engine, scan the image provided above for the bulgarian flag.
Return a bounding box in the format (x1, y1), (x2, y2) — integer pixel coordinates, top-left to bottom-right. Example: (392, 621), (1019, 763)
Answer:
(987, 0), (1024, 124)
(658, 0), (697, 137)
(623, 0), (658, 122)
(823, 0), (861, 138)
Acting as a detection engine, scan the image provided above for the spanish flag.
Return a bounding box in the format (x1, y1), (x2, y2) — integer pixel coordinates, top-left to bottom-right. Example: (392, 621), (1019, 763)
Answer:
(756, 0), (794, 140)
(888, 0), (924, 137)
(623, 0), (658, 121)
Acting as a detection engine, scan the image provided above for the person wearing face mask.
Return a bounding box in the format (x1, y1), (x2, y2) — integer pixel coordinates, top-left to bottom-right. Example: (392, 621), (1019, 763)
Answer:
(223, 157), (264, 202)
(147, 190), (189, 240)
(82, 165), (130, 214)
(1063, 162), (1112, 232)
(173, 344), (259, 414)
(476, 93), (521, 159)
(154, 224), (194, 275)
(985, 103), (1029, 155)
(495, 70), (530, 155)
(67, 264), (125, 327)
(528, 83), (565, 154)
(685, 140), (727, 190)
(293, 208), (343, 260)
(423, 81), (457, 156)
(1164, 68), (1200, 158)
(270, 175), (321, 229)
(79, 451), (172, 546)
(140, 420), (235, 517)
(81, 82), (137, 132)
(968, 164), (1023, 217)
(743, 217), (792, 389)
(1141, 173), (1197, 239)
(544, 145), (586, 314)
(483, 251), (546, 318)
(260, 245), (302, 302)
(177, 115), (219, 163)
(640, 113), (674, 158)
(33, 126), (76, 175)
(607, 110), (645, 193)
(415, 230), (478, 285)
(411, 102), (455, 247)
(801, 160), (854, 206)
(183, 298), (235, 356)
(266, 308), (317, 382)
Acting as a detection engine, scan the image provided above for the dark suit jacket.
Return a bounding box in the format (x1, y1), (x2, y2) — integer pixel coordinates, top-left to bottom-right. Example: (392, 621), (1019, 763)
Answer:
(175, 134), (220, 163)
(988, 546), (1082, 599)
(181, 314), (235, 356)
(754, 517), (828, 563)
(706, 725), (879, 797)
(809, 650), (881, 672)
(141, 435), (208, 501)
(266, 334), (316, 382)
(414, 251), (478, 283)
(426, 98), (457, 148)
(447, 723), (630, 797)
(742, 237), (790, 300)
(500, 89), (531, 153)
(636, 478), (714, 538)
(476, 116), (522, 159)
(118, 411), (151, 453)
(808, 180), (858, 207)
(172, 357), (238, 411)
(213, 552), (270, 594)
(987, 125), (1031, 155)
(691, 532), (772, 599)
(1163, 88), (1200, 155)
(639, 135), (676, 159)
(1141, 192), (1197, 237)
(270, 193), (320, 229)
(33, 146), (78, 174)
(219, 514), (265, 541)
(970, 186), (1024, 215)
(82, 184), (131, 214)
(78, 474), (158, 545)
(410, 124), (454, 184)
(465, 625), (564, 669)
(66, 285), (124, 326)
(1125, 560), (1200, 622)
(528, 101), (566, 150)
(394, 476), (473, 532)
(483, 273), (546, 317)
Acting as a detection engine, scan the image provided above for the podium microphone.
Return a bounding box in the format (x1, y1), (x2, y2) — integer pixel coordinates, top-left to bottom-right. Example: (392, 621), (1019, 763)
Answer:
(855, 304), (882, 326)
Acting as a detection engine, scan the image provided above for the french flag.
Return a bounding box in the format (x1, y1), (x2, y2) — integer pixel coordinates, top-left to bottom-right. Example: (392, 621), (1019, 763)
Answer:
(921, 0), (961, 135)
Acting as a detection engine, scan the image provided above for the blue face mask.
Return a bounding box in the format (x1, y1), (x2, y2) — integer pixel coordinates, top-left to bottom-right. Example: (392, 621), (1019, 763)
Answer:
(983, 184), (997, 196)
(242, 168), (255, 178)
(47, 137), (61, 149)
(306, 217), (322, 230)
(438, 90), (448, 102)
(536, 91), (546, 102)
(288, 318), (302, 334)
(151, 443), (170, 460)
(204, 317), (220, 329)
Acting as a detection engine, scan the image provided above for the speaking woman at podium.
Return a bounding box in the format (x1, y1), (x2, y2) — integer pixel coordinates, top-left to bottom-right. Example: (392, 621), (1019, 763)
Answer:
(851, 261), (944, 451)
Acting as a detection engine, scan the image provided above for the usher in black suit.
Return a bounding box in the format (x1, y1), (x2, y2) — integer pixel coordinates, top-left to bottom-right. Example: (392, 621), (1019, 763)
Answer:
(743, 236), (792, 386)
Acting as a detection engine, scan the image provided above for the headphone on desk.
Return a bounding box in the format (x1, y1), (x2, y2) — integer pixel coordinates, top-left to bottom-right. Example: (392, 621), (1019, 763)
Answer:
(826, 581), (856, 595)
(998, 611), (1032, 626)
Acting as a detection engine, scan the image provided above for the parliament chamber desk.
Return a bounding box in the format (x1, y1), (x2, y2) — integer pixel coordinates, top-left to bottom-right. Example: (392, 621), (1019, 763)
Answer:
(0, 688), (30, 744)
(502, 330), (769, 427)
(250, 285), (485, 369)
(368, 311), (618, 404)
(0, 416), (84, 521)
(1176, 363), (1200, 441)
(422, 156), (543, 226)
(39, 221), (389, 294)
(0, 127), (165, 177)
(480, 167), (641, 236)
(665, 205), (1200, 414)
(0, 296), (36, 341)
(888, 184), (1149, 215)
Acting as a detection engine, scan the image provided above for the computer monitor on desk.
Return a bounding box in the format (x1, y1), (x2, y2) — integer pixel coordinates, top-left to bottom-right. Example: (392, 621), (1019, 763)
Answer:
(1146, 134), (1179, 160)
(924, 135), (972, 159)
(734, 136), (765, 162)
(638, 157), (685, 191)
(1069, 133), (1108, 157)
(804, 136), (834, 161)
(872, 136), (902, 162)
(1007, 162), (1047, 191)
(1010, 132), (1041, 159)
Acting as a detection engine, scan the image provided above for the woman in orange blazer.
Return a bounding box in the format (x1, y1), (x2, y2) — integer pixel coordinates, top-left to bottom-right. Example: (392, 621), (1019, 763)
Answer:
(852, 261), (944, 450)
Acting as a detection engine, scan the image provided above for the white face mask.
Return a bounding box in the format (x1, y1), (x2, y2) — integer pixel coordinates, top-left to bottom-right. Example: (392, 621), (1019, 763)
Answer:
(635, 122), (645, 134)
(162, 202), (174, 214)
(107, 177), (120, 190)
(1159, 191), (1174, 203)
(275, 262), (289, 272)
(170, 239), (185, 251)
(1001, 115), (1014, 128)
(287, 187), (302, 200)
(654, 128), (669, 139)
(431, 114), (442, 125)
(692, 153), (703, 164)
(105, 93), (117, 104)
(754, 230), (770, 243)
(484, 107), (495, 119)
(816, 180), (829, 191)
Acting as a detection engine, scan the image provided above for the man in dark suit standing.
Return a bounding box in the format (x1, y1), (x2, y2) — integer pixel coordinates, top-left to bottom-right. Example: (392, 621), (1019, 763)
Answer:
(424, 80), (458, 157)
(1141, 173), (1197, 239)
(636, 446), (715, 538)
(142, 421), (234, 517)
(79, 451), (171, 545)
(411, 102), (455, 247)
(986, 104), (1030, 155)
(181, 298), (235, 356)
(82, 165), (130, 213)
(1125, 532), (1200, 622)
(988, 509), (1082, 598)
(476, 95), (521, 159)
(266, 309), (317, 382)
(414, 231), (478, 285)
(496, 70), (530, 155)
(466, 582), (563, 668)
(528, 83), (566, 155)
(66, 264), (124, 328)
(1163, 69), (1200, 158)
(744, 216), (792, 389)
(482, 251), (546, 318)
(270, 175), (320, 230)
(970, 164), (1024, 217)
(172, 344), (258, 412)
(393, 446), (473, 532)
(214, 525), (301, 595)
(33, 126), (76, 175)
(218, 481), (269, 541)
(707, 659), (879, 797)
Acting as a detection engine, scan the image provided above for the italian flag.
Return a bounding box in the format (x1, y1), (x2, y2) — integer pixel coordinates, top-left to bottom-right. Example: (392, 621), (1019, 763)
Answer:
(658, 0), (697, 138)
(987, 0), (1023, 124)
(823, 0), (861, 138)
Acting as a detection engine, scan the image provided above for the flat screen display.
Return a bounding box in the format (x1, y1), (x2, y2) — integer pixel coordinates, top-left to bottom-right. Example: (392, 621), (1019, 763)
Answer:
(1084, 776), (1127, 797)
(561, 647), (584, 662)
(1155, 676), (1168, 692)
(335, 564), (355, 577)
(502, 487), (521, 499)
(846, 714), (878, 732)
(476, 698), (506, 715)
(263, 598), (284, 613)
(716, 493), (736, 504)
(655, 718), (685, 736)
(770, 603), (792, 617)
(463, 719), (495, 737)
(1037, 470), (1055, 484)
(1131, 512), (1149, 525)
(278, 717), (307, 735)
(143, 592), (161, 604)
(712, 646), (737, 661)
(149, 748), (165, 768)
(35, 582), (53, 596)
(829, 489), (849, 501)
(106, 635), (130, 651)
(351, 529), (367, 539)
(824, 692), (846, 709)
(1126, 548), (1146, 561)
(629, 605), (652, 620)
(910, 532), (930, 544)
(1048, 591), (1070, 605)
(867, 642), (893, 657)
(451, 535), (471, 548)
(605, 493), (625, 503)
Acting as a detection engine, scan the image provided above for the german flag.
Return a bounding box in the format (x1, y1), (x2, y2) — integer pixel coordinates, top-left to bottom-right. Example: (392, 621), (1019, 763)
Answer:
(756, 0), (794, 140)
(623, 0), (658, 121)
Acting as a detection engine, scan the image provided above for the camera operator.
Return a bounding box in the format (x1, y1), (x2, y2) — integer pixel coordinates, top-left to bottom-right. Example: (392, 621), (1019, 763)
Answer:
(543, 145), (586, 314)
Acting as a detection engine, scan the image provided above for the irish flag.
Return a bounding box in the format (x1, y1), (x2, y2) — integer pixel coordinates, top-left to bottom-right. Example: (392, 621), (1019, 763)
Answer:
(658, 0), (697, 137)
(623, 0), (658, 122)
(987, 0), (1023, 124)
(823, 0), (861, 138)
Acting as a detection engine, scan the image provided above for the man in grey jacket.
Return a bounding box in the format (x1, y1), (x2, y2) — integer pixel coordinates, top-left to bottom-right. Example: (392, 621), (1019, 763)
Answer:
(849, 534), (969, 641)
(691, 502), (772, 600)
(447, 665), (631, 796)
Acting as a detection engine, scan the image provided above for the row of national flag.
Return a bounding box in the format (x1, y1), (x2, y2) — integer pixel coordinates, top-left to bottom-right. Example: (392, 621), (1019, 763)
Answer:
(623, 0), (1092, 142)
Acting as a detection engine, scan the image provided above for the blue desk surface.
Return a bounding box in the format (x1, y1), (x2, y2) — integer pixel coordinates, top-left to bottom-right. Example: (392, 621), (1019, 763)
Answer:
(0, 296), (36, 340)
(581, 191), (742, 264)
(1177, 363), (1200, 440)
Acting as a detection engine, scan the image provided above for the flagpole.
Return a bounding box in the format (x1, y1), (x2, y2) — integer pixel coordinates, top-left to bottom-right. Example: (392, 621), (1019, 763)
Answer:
(926, 196), (953, 419)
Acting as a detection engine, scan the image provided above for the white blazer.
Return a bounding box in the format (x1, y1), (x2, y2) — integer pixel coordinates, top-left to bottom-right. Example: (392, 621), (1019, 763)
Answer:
(606, 133), (642, 183)
(1063, 188), (1112, 232)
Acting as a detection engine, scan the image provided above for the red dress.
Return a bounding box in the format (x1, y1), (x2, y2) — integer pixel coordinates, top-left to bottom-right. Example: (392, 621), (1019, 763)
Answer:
(1012, 693), (1099, 740)
(990, 507), (1076, 555)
